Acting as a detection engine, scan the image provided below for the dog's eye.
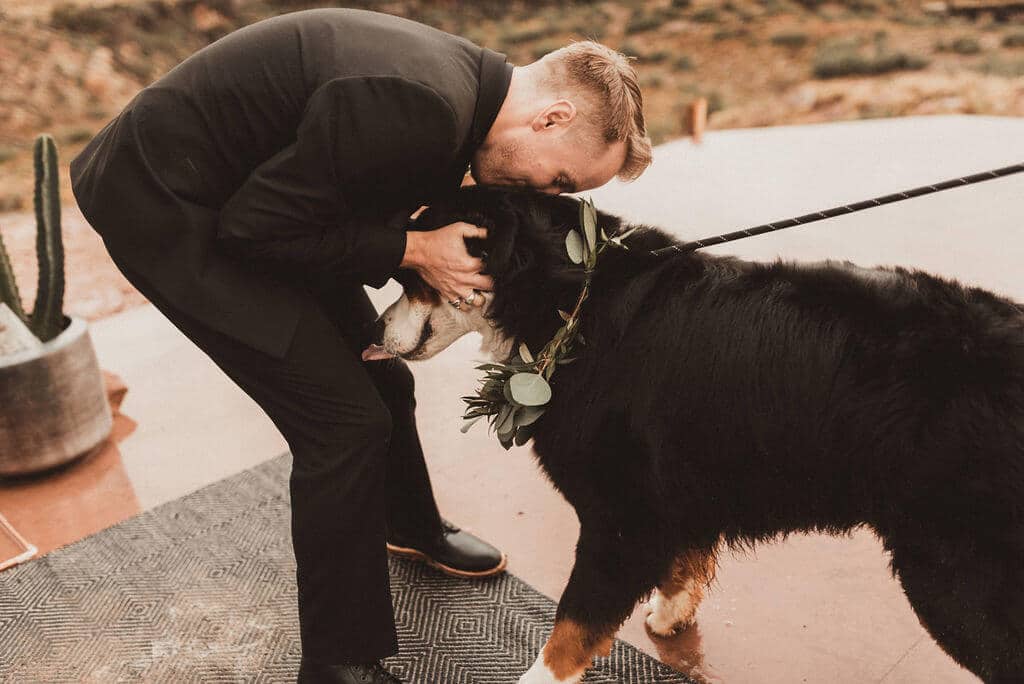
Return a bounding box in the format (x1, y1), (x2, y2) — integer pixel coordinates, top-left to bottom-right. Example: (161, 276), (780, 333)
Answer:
(394, 270), (441, 304)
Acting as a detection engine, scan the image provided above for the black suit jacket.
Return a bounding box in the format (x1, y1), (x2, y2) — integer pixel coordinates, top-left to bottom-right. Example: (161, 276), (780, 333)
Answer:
(70, 8), (512, 358)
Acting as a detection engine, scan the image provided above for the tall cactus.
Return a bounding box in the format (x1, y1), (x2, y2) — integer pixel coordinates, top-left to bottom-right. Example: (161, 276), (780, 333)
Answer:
(29, 133), (66, 343)
(0, 225), (30, 326)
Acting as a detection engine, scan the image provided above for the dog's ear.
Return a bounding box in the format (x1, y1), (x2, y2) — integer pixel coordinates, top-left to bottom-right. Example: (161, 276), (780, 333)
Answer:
(414, 187), (581, 283)
(489, 193), (600, 287)
(467, 193), (524, 279)
(407, 188), (511, 279)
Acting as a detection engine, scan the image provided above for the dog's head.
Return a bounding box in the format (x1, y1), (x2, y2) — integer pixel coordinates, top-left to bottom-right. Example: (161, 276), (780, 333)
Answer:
(362, 185), (624, 363)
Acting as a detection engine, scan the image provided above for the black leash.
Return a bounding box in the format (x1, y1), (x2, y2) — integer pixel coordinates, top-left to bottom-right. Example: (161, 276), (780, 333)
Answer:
(650, 161), (1024, 256)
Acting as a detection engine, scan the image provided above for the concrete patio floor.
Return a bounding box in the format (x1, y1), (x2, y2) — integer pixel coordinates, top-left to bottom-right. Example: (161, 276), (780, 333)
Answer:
(3, 114), (1022, 683)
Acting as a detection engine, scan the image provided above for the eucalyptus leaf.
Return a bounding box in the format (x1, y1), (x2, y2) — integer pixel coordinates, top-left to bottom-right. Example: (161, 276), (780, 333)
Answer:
(505, 364), (535, 373)
(509, 372), (552, 406)
(617, 225), (639, 241)
(517, 405), (546, 427)
(558, 309), (572, 322)
(582, 199), (597, 253)
(497, 405), (518, 437)
(514, 424), (534, 446)
(565, 230), (584, 264)
(461, 415), (485, 433)
(503, 380), (522, 407)
(518, 341), (534, 364)
(495, 403), (513, 431)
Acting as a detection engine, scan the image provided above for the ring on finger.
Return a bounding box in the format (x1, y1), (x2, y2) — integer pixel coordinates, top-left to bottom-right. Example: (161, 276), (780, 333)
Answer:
(465, 290), (478, 305)
(449, 297), (462, 309)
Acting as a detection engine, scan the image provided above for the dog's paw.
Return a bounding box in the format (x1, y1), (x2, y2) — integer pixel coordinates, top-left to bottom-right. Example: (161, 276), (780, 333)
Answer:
(645, 585), (698, 637)
(518, 654), (584, 684)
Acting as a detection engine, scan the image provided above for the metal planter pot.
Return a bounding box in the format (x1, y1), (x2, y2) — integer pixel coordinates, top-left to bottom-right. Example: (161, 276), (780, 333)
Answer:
(0, 316), (113, 476)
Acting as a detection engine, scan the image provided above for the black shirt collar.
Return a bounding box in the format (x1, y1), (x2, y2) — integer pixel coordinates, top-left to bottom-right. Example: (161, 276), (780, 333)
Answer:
(469, 48), (513, 151)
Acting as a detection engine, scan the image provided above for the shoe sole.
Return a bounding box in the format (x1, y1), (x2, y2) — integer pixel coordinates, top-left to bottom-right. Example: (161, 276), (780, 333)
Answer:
(385, 542), (508, 579)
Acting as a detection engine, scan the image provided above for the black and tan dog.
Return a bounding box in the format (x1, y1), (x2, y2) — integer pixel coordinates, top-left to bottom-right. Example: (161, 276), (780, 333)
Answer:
(362, 185), (1024, 683)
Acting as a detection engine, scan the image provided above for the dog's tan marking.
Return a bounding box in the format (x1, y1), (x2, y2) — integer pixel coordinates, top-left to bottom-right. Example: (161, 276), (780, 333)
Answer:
(646, 546), (719, 635)
(539, 618), (614, 681)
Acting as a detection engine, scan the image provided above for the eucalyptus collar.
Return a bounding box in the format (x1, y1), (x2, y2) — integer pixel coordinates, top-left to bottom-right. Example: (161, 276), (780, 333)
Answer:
(461, 197), (638, 450)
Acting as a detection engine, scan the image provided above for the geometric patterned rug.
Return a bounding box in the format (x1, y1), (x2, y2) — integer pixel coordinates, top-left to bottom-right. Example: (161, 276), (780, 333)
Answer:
(0, 453), (693, 683)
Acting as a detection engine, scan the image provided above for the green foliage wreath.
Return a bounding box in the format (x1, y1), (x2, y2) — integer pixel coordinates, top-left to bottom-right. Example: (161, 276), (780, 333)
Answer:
(460, 197), (638, 449)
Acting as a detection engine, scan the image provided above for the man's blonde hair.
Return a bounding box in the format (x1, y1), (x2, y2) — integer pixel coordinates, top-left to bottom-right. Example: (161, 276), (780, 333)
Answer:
(539, 41), (653, 182)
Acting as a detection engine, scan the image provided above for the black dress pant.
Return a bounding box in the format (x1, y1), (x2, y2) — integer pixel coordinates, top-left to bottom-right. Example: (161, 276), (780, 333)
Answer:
(105, 248), (443, 663)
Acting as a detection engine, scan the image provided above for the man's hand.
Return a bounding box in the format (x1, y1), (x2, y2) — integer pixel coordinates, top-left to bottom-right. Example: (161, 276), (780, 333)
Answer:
(400, 222), (493, 307)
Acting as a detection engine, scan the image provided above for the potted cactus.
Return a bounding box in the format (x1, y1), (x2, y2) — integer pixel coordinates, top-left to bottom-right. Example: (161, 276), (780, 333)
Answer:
(0, 133), (112, 476)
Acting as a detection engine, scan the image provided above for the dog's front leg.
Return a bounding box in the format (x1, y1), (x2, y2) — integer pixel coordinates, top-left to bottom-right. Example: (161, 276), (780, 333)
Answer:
(519, 525), (667, 684)
(518, 617), (614, 684)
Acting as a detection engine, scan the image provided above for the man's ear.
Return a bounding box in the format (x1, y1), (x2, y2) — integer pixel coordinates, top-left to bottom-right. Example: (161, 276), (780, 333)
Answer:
(532, 100), (576, 132)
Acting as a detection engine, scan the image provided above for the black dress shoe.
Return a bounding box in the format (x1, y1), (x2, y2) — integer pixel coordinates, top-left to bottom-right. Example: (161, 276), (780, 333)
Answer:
(297, 659), (401, 684)
(386, 519), (507, 578)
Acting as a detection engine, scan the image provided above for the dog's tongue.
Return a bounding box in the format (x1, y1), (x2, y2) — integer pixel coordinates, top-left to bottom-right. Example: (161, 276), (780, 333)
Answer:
(361, 344), (395, 361)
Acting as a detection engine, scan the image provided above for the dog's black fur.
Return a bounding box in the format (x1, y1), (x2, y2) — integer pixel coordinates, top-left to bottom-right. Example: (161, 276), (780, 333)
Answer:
(412, 185), (1024, 682)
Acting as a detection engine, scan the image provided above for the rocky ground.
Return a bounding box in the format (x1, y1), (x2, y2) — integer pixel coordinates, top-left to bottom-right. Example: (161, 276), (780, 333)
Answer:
(1, 0), (1023, 321)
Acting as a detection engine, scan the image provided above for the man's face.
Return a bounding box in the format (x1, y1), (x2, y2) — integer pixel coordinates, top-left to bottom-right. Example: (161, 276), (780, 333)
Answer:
(470, 114), (627, 195)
